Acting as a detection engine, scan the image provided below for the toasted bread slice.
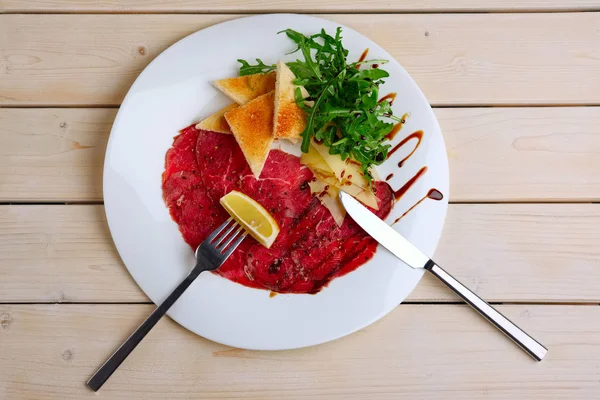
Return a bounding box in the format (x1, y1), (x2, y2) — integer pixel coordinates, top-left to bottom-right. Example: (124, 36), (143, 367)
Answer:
(224, 91), (275, 178)
(273, 61), (309, 140)
(214, 71), (276, 105)
(195, 103), (238, 134)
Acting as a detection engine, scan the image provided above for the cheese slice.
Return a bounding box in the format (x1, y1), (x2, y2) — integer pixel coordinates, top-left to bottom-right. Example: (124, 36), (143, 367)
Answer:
(339, 181), (379, 209)
(273, 61), (309, 140)
(224, 91), (275, 178)
(214, 71), (276, 105)
(195, 103), (238, 134)
(309, 178), (346, 227)
(302, 143), (379, 209)
(300, 143), (332, 176)
(314, 170), (378, 209)
(311, 141), (373, 191)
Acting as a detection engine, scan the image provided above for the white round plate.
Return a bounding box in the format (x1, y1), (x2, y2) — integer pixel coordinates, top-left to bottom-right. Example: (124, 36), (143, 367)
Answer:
(104, 14), (449, 350)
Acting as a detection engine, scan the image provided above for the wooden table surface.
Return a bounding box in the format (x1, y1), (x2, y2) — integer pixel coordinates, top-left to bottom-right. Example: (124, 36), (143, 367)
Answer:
(1, 1), (600, 399)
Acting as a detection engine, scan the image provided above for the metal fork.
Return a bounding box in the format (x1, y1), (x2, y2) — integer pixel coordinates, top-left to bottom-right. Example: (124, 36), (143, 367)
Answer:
(87, 217), (246, 391)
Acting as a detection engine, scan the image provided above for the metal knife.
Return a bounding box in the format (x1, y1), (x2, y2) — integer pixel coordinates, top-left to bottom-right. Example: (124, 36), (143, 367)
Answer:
(339, 191), (548, 361)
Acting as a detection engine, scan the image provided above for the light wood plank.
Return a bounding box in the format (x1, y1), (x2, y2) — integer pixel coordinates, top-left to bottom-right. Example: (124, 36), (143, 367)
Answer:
(0, 108), (111, 202)
(2, 0), (600, 13)
(2, 107), (599, 202)
(424, 203), (600, 302)
(1, 14), (599, 106)
(2, 203), (599, 303)
(438, 107), (600, 202)
(0, 205), (143, 303)
(0, 304), (598, 399)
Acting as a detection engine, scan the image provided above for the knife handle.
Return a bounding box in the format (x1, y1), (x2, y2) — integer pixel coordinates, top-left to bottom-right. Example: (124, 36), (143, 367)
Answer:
(424, 260), (548, 361)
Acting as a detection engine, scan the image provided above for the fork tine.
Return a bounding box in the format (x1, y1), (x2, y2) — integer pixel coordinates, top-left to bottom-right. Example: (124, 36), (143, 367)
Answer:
(214, 220), (240, 248)
(217, 225), (244, 252)
(205, 217), (234, 243)
(222, 231), (248, 259)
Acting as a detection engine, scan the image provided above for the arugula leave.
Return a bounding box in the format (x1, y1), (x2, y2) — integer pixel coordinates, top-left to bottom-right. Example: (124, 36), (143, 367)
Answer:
(238, 28), (400, 183)
(237, 58), (276, 76)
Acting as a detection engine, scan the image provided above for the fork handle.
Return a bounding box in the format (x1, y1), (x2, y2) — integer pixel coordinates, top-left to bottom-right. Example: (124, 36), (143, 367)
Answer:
(87, 267), (203, 391)
(424, 260), (548, 361)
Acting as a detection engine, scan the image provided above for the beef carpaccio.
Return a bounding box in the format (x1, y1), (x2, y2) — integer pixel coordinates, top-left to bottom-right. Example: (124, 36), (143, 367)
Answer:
(162, 124), (393, 294)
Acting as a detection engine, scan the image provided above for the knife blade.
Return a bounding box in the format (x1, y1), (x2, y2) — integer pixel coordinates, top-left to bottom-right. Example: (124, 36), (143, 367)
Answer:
(339, 191), (548, 362)
(339, 191), (430, 270)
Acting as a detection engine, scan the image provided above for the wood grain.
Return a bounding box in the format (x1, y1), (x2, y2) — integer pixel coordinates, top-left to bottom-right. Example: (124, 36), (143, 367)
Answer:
(0, 108), (111, 202)
(1, 14), (600, 106)
(0, 304), (598, 399)
(2, 203), (599, 303)
(2, 0), (600, 13)
(0, 205), (142, 303)
(2, 107), (599, 202)
(438, 107), (600, 202)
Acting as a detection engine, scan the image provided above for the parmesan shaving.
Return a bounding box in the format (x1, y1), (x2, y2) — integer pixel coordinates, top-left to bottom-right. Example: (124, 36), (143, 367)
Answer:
(311, 141), (373, 191)
(308, 178), (346, 227)
(302, 143), (380, 210)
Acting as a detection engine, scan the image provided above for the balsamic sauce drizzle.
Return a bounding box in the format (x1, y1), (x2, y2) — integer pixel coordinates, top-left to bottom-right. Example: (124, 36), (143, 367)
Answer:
(356, 48), (369, 67)
(381, 108), (443, 221)
(393, 189), (444, 225)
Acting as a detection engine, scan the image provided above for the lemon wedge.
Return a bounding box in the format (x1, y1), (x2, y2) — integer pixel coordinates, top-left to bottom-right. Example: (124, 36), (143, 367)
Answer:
(220, 191), (280, 248)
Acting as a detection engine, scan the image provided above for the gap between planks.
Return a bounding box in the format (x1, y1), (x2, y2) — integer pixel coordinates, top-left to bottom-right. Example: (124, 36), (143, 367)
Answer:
(2, 10), (600, 15)
(1, 301), (598, 305)
(1, 201), (598, 205)
(2, 1), (600, 14)
(4, 104), (600, 109)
